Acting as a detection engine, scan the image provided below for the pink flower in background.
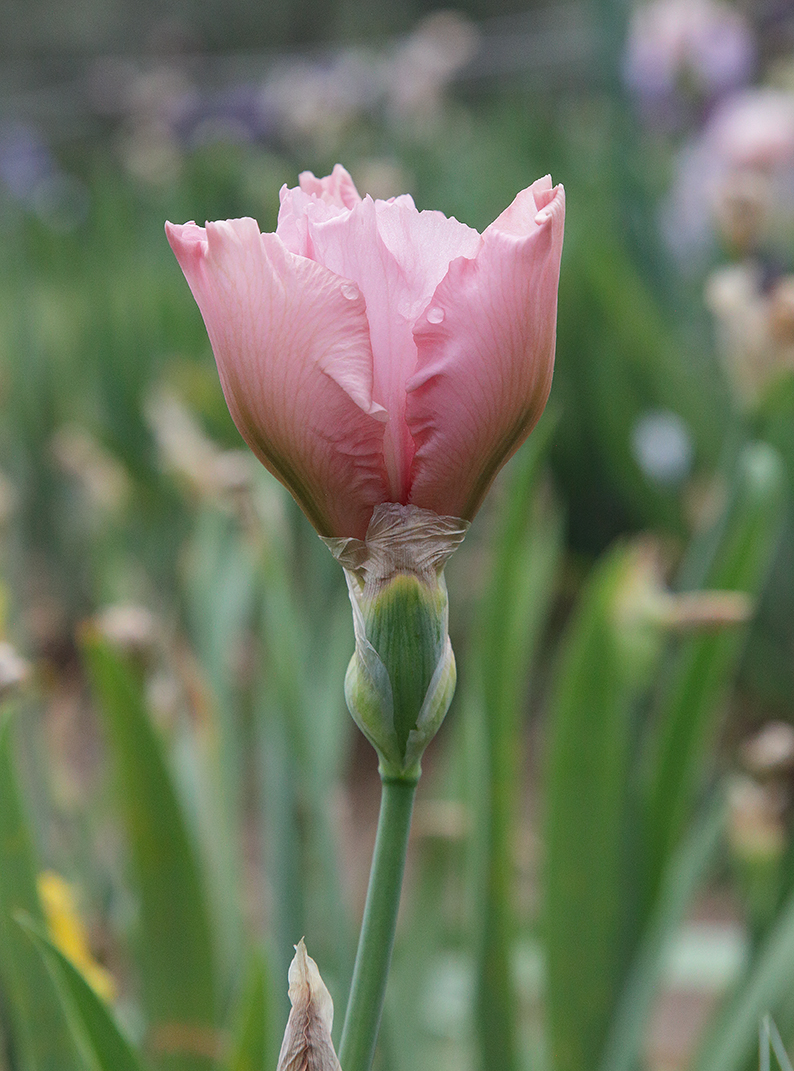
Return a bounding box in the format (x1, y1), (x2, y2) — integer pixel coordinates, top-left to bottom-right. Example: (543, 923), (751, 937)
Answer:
(707, 89), (794, 170)
(166, 165), (564, 540)
(663, 89), (794, 260)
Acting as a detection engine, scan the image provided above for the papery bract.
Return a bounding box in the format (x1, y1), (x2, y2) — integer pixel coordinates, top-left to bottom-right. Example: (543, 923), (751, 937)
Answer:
(277, 939), (341, 1071)
(166, 164), (564, 539)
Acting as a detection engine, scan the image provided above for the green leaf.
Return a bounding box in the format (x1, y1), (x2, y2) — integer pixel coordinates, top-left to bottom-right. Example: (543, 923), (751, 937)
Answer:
(225, 949), (275, 1071)
(694, 884), (794, 1071)
(0, 713), (79, 1071)
(759, 1016), (794, 1071)
(642, 443), (787, 916)
(81, 634), (219, 1071)
(480, 412), (562, 717)
(599, 794), (725, 1071)
(544, 542), (662, 1071)
(17, 914), (148, 1071)
(179, 502), (263, 990)
(471, 418), (563, 1071)
(256, 523), (354, 1010)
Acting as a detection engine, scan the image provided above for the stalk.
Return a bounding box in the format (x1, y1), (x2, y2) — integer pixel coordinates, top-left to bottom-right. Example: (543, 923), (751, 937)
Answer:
(338, 776), (418, 1071)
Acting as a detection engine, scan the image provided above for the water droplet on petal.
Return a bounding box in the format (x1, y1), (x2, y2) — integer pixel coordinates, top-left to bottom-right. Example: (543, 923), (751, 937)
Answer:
(427, 306), (445, 324)
(341, 282), (359, 301)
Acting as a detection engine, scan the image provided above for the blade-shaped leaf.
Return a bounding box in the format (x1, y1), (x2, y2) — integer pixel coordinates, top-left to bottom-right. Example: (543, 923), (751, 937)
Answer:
(18, 914), (148, 1071)
(81, 634), (219, 1071)
(694, 883), (794, 1071)
(544, 542), (665, 1071)
(256, 517), (354, 1010)
(226, 949), (275, 1071)
(760, 1016), (794, 1071)
(471, 416), (563, 1071)
(178, 501), (263, 992)
(0, 713), (79, 1071)
(598, 793), (725, 1071)
(642, 443), (786, 918)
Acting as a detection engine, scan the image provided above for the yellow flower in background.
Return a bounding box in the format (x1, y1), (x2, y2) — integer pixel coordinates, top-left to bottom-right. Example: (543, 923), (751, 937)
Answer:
(37, 871), (116, 1003)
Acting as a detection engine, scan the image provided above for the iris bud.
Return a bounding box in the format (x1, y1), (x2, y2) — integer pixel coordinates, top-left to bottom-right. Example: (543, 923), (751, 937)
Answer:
(325, 503), (468, 780)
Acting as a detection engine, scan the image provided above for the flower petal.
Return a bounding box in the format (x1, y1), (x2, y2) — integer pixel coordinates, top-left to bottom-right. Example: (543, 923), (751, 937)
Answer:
(166, 217), (389, 539)
(406, 178), (565, 519)
(372, 199), (481, 322)
(299, 163), (363, 208)
(276, 165), (362, 258)
(276, 195), (340, 260)
(306, 195), (480, 501)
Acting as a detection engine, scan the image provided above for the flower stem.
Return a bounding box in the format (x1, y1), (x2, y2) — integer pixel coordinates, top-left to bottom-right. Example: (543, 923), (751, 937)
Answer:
(339, 775), (418, 1071)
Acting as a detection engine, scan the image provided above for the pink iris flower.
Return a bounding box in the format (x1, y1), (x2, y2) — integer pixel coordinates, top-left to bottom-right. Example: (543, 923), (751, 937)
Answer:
(166, 165), (565, 541)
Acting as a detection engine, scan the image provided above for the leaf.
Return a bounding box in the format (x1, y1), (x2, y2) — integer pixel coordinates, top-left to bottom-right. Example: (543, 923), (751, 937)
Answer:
(694, 883), (794, 1071)
(0, 713), (80, 1071)
(641, 443), (787, 917)
(471, 417), (563, 1071)
(598, 794), (725, 1071)
(256, 518), (354, 1006)
(179, 502), (263, 988)
(544, 543), (654, 1071)
(760, 1016), (794, 1071)
(226, 949), (276, 1071)
(81, 634), (219, 1071)
(18, 914), (148, 1071)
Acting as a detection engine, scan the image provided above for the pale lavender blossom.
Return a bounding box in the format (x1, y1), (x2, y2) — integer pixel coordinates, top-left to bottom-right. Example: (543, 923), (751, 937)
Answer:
(663, 88), (794, 261)
(624, 0), (755, 123)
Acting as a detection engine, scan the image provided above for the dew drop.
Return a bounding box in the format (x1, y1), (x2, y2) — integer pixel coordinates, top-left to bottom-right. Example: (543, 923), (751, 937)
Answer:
(427, 306), (445, 324)
(341, 282), (359, 300)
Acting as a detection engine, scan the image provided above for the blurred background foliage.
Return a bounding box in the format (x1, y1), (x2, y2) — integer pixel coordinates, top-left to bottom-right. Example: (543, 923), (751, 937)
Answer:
(3, 0), (794, 1069)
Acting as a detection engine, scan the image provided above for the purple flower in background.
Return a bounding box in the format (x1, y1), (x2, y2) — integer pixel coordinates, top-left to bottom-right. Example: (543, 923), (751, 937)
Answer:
(385, 12), (478, 124)
(0, 122), (89, 231)
(172, 83), (280, 148)
(0, 123), (55, 200)
(624, 0), (755, 124)
(263, 51), (381, 150)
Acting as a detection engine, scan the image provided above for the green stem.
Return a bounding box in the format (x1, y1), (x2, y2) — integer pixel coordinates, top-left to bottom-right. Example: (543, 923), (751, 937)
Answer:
(339, 776), (418, 1071)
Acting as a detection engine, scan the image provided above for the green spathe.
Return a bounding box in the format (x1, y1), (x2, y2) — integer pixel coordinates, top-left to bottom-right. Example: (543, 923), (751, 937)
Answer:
(345, 572), (456, 780)
(324, 504), (468, 780)
(363, 573), (445, 755)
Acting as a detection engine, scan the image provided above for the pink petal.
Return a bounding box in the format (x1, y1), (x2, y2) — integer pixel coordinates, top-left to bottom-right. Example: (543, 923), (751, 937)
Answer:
(276, 181), (352, 260)
(298, 163), (362, 208)
(276, 165), (363, 259)
(406, 178), (565, 520)
(165, 217), (389, 539)
(305, 195), (480, 501)
(373, 199), (481, 321)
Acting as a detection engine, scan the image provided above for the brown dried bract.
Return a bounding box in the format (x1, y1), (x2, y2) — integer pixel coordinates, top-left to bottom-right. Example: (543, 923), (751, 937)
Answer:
(276, 939), (342, 1071)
